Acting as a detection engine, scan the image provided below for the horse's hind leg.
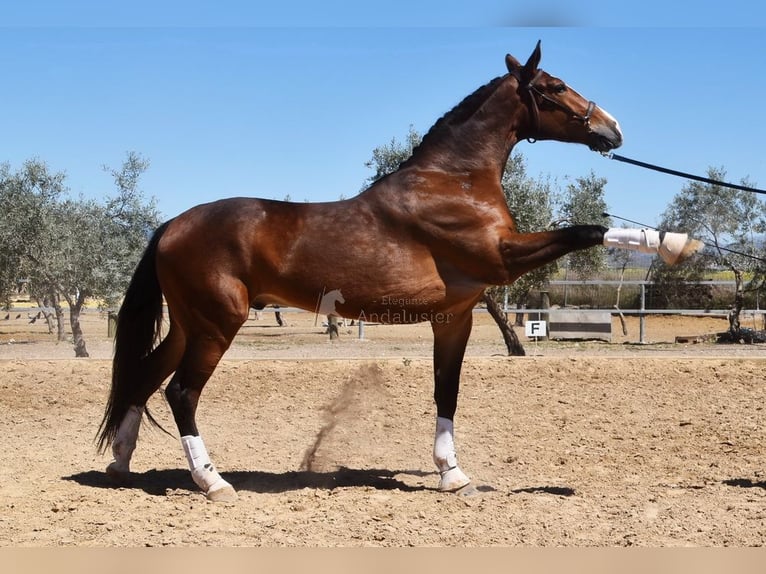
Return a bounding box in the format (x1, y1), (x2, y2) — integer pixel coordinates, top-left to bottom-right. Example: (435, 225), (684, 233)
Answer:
(431, 309), (474, 492)
(106, 326), (185, 480)
(165, 332), (240, 502)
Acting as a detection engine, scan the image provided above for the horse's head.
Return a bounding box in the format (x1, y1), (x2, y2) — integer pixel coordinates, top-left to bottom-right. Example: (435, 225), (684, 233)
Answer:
(329, 289), (345, 304)
(505, 41), (623, 153)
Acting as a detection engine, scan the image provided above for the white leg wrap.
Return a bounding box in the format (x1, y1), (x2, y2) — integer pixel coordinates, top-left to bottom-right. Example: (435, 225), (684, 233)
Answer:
(433, 417), (470, 491)
(181, 435), (233, 496)
(110, 405), (143, 473)
(603, 227), (661, 254)
(603, 227), (702, 265)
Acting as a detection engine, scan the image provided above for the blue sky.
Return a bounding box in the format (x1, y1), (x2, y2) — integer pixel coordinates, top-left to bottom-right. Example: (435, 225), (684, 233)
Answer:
(3, 2), (765, 229)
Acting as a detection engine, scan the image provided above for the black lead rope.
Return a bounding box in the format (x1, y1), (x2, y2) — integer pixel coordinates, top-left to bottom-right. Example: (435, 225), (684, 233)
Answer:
(605, 153), (766, 196)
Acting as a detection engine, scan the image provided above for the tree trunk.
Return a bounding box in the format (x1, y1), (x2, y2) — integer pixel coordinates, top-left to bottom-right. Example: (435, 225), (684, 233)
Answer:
(67, 292), (89, 357)
(482, 291), (525, 356)
(514, 303), (525, 327)
(51, 292), (66, 342)
(728, 269), (744, 340)
(35, 296), (55, 335)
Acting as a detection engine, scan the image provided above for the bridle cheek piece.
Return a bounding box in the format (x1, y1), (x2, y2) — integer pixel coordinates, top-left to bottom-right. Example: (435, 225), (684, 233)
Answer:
(519, 69), (596, 143)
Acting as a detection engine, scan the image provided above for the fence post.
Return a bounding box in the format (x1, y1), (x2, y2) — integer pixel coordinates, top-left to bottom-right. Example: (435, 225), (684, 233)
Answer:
(328, 315), (339, 340)
(539, 290), (550, 341)
(639, 283), (646, 344)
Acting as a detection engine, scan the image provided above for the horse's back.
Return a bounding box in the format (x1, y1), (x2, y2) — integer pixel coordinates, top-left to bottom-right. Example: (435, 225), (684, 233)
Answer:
(154, 196), (378, 309)
(152, 194), (455, 317)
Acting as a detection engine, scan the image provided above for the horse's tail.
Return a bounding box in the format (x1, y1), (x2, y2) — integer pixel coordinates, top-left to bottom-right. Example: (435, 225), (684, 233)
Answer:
(96, 220), (173, 453)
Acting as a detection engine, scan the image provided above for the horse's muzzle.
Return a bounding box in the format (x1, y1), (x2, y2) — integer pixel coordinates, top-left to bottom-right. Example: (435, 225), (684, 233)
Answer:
(588, 106), (623, 152)
(589, 124), (623, 152)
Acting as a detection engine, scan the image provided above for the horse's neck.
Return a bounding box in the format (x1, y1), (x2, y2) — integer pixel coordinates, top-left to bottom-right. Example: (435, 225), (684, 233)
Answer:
(409, 80), (523, 176)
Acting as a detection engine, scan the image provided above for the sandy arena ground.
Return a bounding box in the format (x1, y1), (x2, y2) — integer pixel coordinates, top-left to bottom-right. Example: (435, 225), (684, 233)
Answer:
(2, 308), (766, 546)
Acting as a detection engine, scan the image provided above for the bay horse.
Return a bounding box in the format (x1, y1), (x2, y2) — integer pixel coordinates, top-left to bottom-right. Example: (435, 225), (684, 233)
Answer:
(97, 42), (678, 502)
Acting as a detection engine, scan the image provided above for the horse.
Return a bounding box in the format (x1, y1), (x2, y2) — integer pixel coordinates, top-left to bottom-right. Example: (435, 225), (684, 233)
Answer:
(96, 42), (691, 502)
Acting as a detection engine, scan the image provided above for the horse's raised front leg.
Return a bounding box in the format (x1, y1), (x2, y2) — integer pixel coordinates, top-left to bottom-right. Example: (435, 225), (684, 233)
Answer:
(499, 225), (702, 279)
(431, 309), (474, 492)
(500, 225), (606, 280)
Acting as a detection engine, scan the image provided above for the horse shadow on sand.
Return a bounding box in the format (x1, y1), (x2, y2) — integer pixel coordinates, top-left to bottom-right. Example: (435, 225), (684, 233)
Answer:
(64, 467), (569, 497)
(66, 466), (766, 498)
(723, 477), (766, 490)
(66, 467), (440, 497)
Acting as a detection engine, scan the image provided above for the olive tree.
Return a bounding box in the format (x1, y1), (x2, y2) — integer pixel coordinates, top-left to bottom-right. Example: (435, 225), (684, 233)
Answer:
(658, 167), (766, 339)
(559, 171), (611, 277)
(0, 160), (67, 306)
(0, 152), (160, 356)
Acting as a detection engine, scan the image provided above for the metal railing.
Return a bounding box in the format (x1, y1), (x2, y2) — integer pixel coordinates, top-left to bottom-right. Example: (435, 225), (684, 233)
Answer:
(504, 280), (763, 344)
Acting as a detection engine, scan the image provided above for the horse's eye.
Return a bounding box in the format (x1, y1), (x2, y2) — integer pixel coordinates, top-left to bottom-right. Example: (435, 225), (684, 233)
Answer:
(553, 84), (567, 94)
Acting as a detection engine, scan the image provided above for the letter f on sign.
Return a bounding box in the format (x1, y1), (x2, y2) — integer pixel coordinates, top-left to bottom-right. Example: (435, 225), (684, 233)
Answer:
(525, 320), (546, 337)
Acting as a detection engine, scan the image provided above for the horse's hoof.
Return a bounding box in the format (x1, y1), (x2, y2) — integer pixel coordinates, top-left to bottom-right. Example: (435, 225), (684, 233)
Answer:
(438, 466), (471, 492)
(206, 484), (238, 503)
(105, 461), (131, 484)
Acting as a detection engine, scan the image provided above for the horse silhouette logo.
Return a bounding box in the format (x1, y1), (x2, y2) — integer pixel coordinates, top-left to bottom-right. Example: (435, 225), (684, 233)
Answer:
(318, 289), (345, 316)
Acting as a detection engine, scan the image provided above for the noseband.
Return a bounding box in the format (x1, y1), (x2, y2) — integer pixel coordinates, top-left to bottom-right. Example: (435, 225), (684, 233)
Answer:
(513, 69), (596, 142)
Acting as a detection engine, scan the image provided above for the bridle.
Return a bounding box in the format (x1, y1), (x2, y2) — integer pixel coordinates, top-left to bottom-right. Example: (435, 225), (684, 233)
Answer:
(512, 68), (596, 142)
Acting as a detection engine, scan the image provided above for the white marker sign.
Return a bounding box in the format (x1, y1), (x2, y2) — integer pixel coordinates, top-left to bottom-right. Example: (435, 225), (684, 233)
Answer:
(525, 320), (547, 338)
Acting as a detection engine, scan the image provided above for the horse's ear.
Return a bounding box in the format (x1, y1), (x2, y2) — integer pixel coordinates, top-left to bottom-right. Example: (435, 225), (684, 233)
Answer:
(505, 53), (522, 73)
(522, 40), (542, 77)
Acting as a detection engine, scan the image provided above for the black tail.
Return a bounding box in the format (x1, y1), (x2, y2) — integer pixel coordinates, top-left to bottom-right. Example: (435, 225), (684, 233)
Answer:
(96, 221), (172, 453)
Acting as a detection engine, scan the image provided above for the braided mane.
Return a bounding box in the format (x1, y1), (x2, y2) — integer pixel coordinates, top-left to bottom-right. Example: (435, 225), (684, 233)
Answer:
(399, 75), (507, 170)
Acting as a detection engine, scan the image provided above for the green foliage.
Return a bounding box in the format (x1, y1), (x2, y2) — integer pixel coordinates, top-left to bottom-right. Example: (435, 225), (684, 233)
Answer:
(560, 171), (611, 276)
(659, 167), (766, 272)
(656, 166), (766, 314)
(0, 152), (161, 354)
(498, 153), (558, 307)
(98, 152), (161, 306)
(0, 159), (67, 304)
(15, 152), (160, 307)
(362, 125), (422, 189)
